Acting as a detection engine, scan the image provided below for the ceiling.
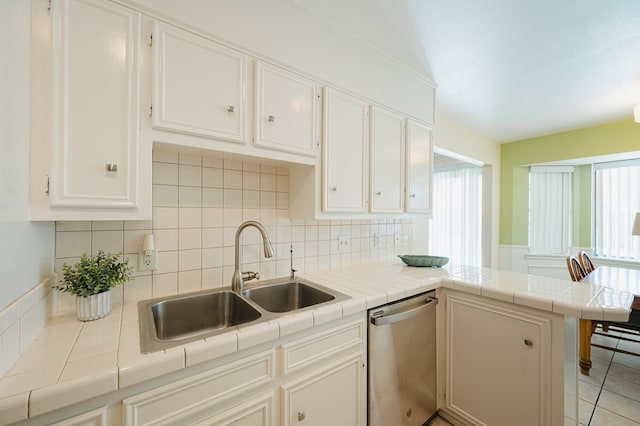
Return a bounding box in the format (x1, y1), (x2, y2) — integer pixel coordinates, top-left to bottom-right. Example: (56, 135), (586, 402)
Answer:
(295, 0), (640, 142)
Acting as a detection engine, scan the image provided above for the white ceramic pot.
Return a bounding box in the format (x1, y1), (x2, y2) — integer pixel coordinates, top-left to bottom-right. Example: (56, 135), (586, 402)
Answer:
(76, 290), (111, 321)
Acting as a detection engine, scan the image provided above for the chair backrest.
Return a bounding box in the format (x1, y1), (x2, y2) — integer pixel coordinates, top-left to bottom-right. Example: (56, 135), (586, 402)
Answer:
(578, 251), (595, 274)
(566, 256), (587, 281)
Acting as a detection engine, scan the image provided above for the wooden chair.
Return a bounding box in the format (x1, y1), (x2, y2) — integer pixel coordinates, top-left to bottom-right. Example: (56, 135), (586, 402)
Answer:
(566, 256), (587, 281)
(566, 257), (640, 375)
(578, 251), (595, 274)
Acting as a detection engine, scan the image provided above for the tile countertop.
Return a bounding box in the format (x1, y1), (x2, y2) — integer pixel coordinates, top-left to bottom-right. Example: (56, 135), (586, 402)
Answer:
(0, 260), (634, 424)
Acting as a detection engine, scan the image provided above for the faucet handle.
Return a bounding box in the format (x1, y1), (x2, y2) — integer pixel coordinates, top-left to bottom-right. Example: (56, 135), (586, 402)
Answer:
(242, 271), (259, 282)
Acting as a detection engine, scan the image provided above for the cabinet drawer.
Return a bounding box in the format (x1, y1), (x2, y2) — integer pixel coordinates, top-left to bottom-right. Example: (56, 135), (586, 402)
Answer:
(123, 350), (274, 425)
(194, 391), (274, 426)
(280, 319), (364, 376)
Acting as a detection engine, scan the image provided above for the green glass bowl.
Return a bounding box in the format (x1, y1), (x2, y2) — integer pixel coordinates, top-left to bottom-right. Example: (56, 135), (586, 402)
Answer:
(398, 254), (449, 267)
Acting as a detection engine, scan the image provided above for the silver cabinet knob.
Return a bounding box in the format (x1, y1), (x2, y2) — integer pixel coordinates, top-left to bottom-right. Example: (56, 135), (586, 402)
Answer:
(410, 193), (416, 198)
(331, 186), (338, 192)
(268, 115), (276, 123)
(376, 191), (382, 196)
(226, 105), (235, 113)
(106, 164), (118, 172)
(524, 339), (533, 347)
(297, 411), (306, 421)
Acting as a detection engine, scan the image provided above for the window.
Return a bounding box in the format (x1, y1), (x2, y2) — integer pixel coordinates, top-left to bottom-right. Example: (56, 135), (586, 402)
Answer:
(528, 166), (573, 255)
(593, 159), (640, 260)
(428, 166), (482, 266)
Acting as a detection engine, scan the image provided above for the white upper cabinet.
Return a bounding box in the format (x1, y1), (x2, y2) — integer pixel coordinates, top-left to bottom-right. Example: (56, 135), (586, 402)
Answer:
(322, 88), (369, 213)
(370, 106), (405, 213)
(152, 22), (247, 143)
(405, 120), (433, 214)
(52, 0), (141, 209)
(30, 0), (149, 220)
(254, 62), (319, 157)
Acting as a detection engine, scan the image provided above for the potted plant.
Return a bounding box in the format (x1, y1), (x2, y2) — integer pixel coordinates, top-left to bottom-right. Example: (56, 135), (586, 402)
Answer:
(54, 251), (133, 321)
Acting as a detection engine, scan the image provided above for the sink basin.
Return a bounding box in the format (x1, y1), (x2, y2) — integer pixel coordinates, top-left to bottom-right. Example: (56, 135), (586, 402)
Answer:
(138, 278), (351, 353)
(243, 278), (345, 313)
(138, 290), (262, 352)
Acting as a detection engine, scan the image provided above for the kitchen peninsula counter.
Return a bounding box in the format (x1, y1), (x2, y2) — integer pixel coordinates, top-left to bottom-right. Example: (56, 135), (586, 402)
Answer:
(0, 260), (633, 424)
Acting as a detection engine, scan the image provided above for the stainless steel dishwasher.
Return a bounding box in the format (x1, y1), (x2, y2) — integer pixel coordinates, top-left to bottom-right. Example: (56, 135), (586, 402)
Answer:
(368, 291), (438, 426)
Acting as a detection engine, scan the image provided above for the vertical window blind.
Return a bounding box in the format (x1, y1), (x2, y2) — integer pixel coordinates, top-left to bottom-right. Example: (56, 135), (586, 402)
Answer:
(529, 166), (573, 255)
(428, 167), (482, 266)
(594, 159), (640, 260)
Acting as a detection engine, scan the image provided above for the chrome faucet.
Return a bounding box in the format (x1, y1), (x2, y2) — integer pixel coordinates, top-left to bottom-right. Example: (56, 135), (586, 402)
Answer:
(231, 221), (274, 293)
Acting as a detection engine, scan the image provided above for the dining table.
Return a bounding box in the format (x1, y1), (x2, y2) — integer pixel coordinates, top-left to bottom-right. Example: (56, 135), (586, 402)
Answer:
(579, 265), (640, 375)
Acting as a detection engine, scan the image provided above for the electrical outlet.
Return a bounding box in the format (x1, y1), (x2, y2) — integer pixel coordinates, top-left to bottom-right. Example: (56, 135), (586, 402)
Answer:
(338, 235), (351, 251)
(138, 251), (157, 271)
(373, 233), (380, 247)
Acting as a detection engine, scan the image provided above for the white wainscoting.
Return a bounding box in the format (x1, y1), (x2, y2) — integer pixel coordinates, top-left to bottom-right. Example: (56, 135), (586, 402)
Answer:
(498, 245), (594, 280)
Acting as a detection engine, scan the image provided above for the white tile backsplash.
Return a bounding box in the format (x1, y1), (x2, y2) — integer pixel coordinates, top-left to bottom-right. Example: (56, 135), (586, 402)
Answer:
(51, 151), (412, 305)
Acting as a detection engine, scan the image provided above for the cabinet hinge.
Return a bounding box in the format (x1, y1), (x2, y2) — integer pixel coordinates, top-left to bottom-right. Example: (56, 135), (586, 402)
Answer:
(148, 32), (153, 47)
(43, 175), (50, 195)
(147, 102), (152, 117)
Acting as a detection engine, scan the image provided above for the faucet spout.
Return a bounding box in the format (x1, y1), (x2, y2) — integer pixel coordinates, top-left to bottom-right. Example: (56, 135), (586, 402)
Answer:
(231, 221), (274, 293)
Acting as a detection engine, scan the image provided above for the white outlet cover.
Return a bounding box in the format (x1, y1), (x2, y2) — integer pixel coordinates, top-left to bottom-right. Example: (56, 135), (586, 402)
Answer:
(338, 235), (351, 251)
(138, 252), (157, 271)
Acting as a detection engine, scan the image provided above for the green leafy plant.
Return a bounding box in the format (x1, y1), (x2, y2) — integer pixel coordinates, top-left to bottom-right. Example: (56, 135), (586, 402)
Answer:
(54, 251), (133, 297)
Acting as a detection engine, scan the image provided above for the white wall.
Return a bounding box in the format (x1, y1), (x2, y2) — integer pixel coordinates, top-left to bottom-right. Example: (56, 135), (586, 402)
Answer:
(433, 112), (501, 267)
(0, 0), (55, 310)
(0, 0), (56, 376)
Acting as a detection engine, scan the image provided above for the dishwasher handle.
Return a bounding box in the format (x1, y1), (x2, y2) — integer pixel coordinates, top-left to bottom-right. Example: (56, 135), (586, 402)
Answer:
(371, 297), (438, 326)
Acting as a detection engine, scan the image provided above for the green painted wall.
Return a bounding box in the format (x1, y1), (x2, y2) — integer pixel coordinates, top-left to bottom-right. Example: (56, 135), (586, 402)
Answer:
(500, 119), (640, 246)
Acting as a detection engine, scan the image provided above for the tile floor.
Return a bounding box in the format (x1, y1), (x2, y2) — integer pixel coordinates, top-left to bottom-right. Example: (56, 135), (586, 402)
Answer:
(578, 327), (640, 425)
(429, 326), (640, 426)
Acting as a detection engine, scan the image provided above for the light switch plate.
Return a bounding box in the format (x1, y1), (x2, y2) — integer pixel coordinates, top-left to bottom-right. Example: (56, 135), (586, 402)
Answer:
(338, 235), (351, 251)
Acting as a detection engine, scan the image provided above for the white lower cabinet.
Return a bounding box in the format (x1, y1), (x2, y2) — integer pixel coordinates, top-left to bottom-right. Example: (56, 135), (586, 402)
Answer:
(441, 291), (565, 426)
(280, 318), (366, 425)
(121, 316), (365, 426)
(282, 354), (363, 426)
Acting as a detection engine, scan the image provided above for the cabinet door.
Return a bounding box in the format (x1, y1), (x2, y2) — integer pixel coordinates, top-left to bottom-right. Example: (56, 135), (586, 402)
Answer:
(152, 22), (247, 143)
(370, 106), (404, 213)
(255, 62), (319, 157)
(445, 293), (553, 426)
(405, 120), (432, 213)
(282, 354), (365, 426)
(50, 0), (141, 208)
(322, 88), (368, 213)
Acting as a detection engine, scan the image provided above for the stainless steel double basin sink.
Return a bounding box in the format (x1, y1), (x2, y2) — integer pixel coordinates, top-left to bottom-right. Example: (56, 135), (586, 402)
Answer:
(138, 277), (350, 353)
